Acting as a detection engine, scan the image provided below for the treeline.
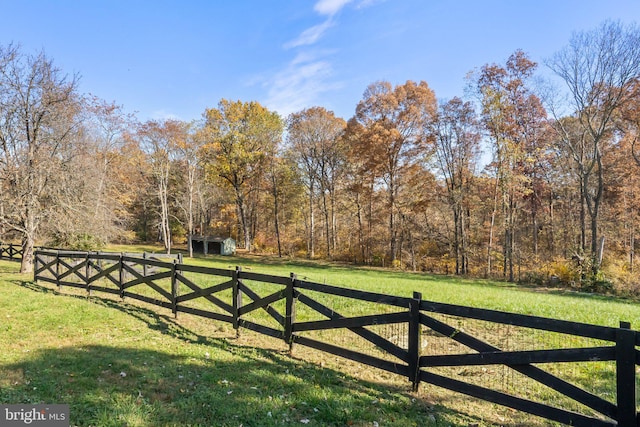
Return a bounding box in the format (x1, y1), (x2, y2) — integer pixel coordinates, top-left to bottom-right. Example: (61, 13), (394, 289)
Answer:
(1, 22), (640, 294)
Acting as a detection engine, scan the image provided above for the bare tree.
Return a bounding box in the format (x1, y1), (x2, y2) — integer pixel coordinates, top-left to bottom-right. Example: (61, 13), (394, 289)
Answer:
(546, 20), (640, 272)
(175, 122), (204, 257)
(0, 44), (80, 272)
(136, 119), (188, 254)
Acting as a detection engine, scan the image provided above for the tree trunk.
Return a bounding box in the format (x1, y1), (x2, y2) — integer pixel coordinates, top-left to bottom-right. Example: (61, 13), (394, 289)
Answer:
(630, 232), (635, 274)
(486, 175), (499, 278)
(330, 186), (338, 254)
(355, 192), (365, 264)
(187, 168), (195, 258)
(272, 181), (282, 258)
(308, 181), (315, 258)
(20, 207), (37, 273)
(589, 158), (604, 272)
(532, 206), (538, 257)
(235, 190), (251, 252)
(20, 233), (35, 274)
(159, 176), (171, 254)
(389, 175), (397, 263)
(580, 179), (587, 253)
(453, 207), (461, 275)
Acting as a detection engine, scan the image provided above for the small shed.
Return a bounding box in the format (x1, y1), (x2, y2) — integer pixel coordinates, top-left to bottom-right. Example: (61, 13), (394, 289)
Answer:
(189, 235), (236, 256)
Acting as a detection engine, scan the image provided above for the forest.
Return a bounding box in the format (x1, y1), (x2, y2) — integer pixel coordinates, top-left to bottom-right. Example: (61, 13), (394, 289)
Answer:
(1, 21), (640, 295)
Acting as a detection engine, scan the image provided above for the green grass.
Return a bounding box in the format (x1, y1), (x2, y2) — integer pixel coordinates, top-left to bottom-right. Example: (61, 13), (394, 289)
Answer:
(3, 249), (640, 426)
(0, 259), (470, 426)
(181, 251), (640, 328)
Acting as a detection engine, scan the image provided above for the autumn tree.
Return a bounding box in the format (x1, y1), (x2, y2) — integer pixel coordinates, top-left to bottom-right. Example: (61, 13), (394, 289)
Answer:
(77, 97), (136, 244)
(287, 107), (346, 258)
(202, 100), (283, 252)
(475, 50), (547, 281)
(263, 144), (302, 257)
(0, 44), (80, 272)
(431, 97), (481, 274)
(342, 118), (375, 263)
(546, 20), (640, 273)
(618, 78), (640, 273)
(350, 80), (437, 264)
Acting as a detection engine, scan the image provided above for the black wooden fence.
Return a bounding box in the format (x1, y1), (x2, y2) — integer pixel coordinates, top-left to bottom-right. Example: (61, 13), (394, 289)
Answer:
(30, 249), (640, 426)
(0, 242), (181, 266)
(0, 243), (23, 261)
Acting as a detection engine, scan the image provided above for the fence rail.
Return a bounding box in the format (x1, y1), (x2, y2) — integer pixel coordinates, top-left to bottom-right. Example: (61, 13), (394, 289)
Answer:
(1, 242), (181, 267)
(31, 249), (640, 426)
(0, 243), (23, 261)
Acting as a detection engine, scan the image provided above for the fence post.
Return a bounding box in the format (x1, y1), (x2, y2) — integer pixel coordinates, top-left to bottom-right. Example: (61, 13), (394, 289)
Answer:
(86, 252), (91, 297)
(285, 273), (297, 354)
(408, 291), (422, 392)
(33, 249), (38, 283)
(171, 260), (178, 319)
(143, 252), (148, 277)
(233, 266), (243, 338)
(55, 250), (61, 291)
(119, 253), (125, 300)
(616, 321), (637, 427)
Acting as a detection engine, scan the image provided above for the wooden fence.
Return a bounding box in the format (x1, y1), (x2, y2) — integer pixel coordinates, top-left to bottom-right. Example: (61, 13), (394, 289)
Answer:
(31, 249), (640, 426)
(0, 242), (182, 266)
(0, 243), (23, 261)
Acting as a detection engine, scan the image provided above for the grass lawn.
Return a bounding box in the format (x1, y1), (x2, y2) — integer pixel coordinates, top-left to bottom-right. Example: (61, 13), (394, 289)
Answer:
(107, 244), (640, 327)
(2, 248), (639, 426)
(0, 259), (471, 426)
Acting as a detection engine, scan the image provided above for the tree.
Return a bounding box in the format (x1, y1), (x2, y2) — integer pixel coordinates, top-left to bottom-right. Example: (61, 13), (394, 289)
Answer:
(350, 80), (437, 263)
(546, 20), (640, 273)
(342, 117), (375, 263)
(136, 119), (188, 254)
(264, 146), (301, 257)
(475, 50), (547, 281)
(176, 122), (205, 257)
(0, 44), (80, 272)
(80, 97), (136, 244)
(203, 100), (283, 252)
(432, 97), (481, 274)
(618, 78), (640, 273)
(287, 107), (346, 258)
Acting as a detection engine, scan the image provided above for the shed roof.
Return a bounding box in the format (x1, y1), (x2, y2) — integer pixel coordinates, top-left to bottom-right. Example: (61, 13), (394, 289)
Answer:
(189, 235), (233, 243)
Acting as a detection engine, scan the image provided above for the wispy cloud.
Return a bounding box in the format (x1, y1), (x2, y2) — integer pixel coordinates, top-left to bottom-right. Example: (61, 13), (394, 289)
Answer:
(284, 0), (354, 49)
(284, 19), (335, 49)
(262, 51), (343, 117)
(259, 0), (372, 116)
(314, 0), (354, 16)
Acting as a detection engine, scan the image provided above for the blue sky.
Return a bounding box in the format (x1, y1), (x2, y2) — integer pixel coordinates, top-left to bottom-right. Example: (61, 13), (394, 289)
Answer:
(3, 0), (640, 122)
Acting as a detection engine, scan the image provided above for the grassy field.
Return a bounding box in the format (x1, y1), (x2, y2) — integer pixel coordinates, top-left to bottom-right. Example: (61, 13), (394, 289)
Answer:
(103, 243), (640, 326)
(2, 248), (640, 426)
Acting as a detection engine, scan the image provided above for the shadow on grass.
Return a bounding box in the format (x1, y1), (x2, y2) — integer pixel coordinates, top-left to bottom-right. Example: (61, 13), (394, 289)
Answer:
(5, 280), (482, 427)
